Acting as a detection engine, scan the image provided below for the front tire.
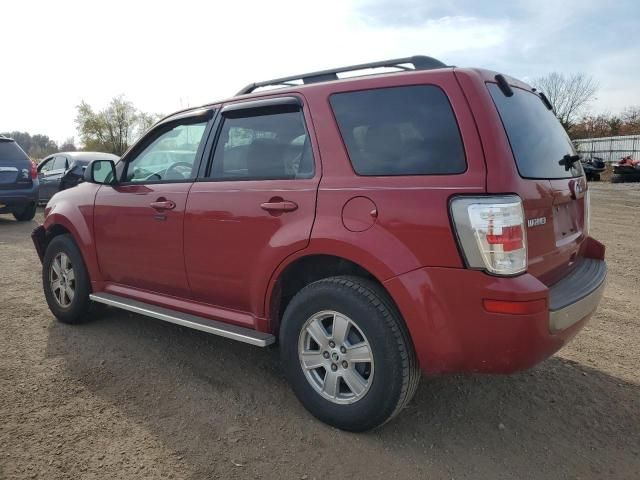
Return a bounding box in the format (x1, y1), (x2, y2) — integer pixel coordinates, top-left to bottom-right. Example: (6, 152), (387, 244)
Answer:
(42, 234), (92, 324)
(279, 276), (420, 432)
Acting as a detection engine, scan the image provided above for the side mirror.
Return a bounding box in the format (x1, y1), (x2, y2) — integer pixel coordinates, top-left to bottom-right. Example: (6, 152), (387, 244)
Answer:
(84, 159), (117, 185)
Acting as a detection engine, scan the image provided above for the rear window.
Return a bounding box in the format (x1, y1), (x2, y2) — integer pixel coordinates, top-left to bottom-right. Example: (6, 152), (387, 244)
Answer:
(330, 85), (466, 176)
(0, 141), (30, 165)
(488, 83), (581, 179)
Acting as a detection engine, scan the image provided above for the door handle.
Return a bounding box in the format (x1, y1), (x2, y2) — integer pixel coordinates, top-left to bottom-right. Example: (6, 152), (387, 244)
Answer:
(260, 200), (298, 212)
(150, 199), (176, 211)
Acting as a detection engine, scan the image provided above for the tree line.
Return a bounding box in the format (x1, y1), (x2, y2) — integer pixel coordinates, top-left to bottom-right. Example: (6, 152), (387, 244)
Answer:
(0, 131), (76, 159)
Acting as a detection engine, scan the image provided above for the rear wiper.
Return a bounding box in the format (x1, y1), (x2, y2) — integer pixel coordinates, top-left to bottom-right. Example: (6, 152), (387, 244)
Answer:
(559, 154), (581, 171)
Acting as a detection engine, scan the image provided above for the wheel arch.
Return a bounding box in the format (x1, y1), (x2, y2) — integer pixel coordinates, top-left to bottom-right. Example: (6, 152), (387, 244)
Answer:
(265, 252), (407, 338)
(43, 212), (101, 285)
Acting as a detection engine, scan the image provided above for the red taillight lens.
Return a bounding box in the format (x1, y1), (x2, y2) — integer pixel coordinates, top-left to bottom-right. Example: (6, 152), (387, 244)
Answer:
(31, 161), (38, 179)
(449, 196), (527, 275)
(486, 225), (524, 252)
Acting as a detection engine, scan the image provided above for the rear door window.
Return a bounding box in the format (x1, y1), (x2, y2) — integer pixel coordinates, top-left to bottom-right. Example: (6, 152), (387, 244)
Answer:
(210, 109), (314, 180)
(330, 85), (466, 176)
(487, 83), (581, 179)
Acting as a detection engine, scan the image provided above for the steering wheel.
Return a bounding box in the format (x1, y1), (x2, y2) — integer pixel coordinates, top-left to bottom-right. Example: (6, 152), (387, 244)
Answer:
(164, 161), (193, 180)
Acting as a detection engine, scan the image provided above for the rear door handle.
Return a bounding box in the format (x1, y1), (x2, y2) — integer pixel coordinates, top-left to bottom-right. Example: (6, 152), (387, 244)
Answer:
(260, 200), (298, 212)
(150, 200), (176, 211)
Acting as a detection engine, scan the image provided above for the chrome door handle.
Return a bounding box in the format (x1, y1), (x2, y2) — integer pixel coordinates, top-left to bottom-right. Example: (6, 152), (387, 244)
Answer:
(260, 200), (298, 212)
(150, 200), (176, 211)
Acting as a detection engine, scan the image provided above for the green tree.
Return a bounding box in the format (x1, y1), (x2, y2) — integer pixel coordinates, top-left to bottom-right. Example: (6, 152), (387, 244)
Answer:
(75, 95), (161, 155)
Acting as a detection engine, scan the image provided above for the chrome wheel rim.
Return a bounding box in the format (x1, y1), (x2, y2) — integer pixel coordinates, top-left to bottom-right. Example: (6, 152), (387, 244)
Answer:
(50, 252), (75, 308)
(298, 310), (374, 405)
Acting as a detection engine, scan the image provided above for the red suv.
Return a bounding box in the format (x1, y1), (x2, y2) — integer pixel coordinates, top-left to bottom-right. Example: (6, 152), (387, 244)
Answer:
(32, 56), (606, 431)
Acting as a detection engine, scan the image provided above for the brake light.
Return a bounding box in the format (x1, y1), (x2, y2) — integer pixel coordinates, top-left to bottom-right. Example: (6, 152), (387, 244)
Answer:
(31, 160), (38, 179)
(450, 195), (527, 275)
(486, 225), (524, 252)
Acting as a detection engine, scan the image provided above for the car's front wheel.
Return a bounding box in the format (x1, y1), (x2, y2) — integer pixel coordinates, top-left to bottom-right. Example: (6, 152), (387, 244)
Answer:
(42, 234), (93, 324)
(279, 276), (420, 432)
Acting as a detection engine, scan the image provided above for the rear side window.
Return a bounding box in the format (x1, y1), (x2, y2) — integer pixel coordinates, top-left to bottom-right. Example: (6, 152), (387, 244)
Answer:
(330, 85), (466, 176)
(210, 110), (314, 180)
(0, 141), (30, 165)
(488, 83), (581, 179)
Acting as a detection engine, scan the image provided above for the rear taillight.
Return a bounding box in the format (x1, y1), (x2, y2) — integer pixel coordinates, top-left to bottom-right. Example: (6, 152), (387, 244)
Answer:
(31, 160), (38, 179)
(450, 195), (527, 275)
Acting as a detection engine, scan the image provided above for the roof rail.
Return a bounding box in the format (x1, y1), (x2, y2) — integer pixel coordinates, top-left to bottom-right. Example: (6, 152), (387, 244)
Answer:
(236, 55), (448, 95)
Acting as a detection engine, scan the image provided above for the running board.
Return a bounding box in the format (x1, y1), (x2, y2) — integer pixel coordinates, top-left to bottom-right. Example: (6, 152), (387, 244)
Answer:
(89, 293), (275, 347)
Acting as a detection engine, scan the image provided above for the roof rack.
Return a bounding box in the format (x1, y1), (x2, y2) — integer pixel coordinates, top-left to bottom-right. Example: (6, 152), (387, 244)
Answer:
(236, 55), (448, 95)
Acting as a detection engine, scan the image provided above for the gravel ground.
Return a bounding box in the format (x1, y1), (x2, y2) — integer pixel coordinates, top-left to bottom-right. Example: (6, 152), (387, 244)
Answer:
(1, 182), (639, 480)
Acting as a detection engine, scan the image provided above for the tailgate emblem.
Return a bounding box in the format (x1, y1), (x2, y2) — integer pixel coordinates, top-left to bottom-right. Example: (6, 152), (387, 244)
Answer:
(527, 217), (547, 228)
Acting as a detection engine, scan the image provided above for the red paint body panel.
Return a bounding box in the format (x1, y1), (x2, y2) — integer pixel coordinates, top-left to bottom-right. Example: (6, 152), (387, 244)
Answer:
(38, 65), (606, 376)
(384, 266), (589, 374)
(42, 182), (103, 284)
(94, 183), (192, 297)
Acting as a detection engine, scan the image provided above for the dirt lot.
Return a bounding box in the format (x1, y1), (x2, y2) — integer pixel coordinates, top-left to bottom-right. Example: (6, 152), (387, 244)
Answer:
(1, 182), (639, 480)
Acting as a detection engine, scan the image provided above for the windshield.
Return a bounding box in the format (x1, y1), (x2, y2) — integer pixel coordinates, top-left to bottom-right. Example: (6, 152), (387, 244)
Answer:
(488, 83), (582, 179)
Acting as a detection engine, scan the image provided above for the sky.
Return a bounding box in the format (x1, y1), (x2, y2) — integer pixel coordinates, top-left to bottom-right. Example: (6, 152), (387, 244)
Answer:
(1, 0), (639, 144)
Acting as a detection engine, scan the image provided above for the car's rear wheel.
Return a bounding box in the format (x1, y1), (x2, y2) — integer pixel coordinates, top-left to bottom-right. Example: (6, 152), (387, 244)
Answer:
(42, 234), (93, 324)
(279, 276), (420, 432)
(13, 202), (36, 221)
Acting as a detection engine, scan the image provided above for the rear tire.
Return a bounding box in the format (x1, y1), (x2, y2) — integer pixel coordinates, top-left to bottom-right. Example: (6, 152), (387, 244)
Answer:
(279, 275), (420, 432)
(42, 234), (93, 324)
(612, 174), (625, 183)
(13, 203), (36, 221)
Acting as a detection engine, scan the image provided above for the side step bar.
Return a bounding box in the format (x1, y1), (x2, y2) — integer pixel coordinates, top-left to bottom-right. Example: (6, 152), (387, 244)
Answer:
(89, 293), (275, 347)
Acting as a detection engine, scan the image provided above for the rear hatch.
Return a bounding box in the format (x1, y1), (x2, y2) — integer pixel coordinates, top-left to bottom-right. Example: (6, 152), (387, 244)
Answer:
(0, 139), (33, 190)
(487, 83), (587, 285)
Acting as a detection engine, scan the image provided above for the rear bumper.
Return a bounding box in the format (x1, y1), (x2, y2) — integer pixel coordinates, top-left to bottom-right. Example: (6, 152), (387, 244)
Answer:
(548, 258), (607, 332)
(0, 184), (39, 213)
(384, 237), (606, 375)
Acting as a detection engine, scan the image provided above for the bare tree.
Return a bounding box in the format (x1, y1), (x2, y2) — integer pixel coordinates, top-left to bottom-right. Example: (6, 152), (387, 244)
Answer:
(533, 72), (598, 132)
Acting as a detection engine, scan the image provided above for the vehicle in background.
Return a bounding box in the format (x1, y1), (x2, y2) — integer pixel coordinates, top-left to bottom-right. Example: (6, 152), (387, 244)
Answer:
(0, 135), (39, 221)
(612, 155), (640, 183)
(32, 56), (607, 432)
(580, 156), (606, 181)
(37, 152), (119, 204)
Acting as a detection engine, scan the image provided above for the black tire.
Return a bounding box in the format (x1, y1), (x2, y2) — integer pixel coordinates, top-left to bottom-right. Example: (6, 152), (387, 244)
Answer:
(42, 234), (93, 324)
(612, 174), (625, 183)
(279, 276), (420, 432)
(593, 173), (601, 181)
(13, 202), (36, 221)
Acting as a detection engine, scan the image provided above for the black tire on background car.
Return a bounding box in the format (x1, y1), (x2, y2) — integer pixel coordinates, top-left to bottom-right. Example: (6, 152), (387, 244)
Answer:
(13, 203), (36, 221)
(279, 275), (420, 432)
(42, 234), (93, 324)
(612, 174), (625, 183)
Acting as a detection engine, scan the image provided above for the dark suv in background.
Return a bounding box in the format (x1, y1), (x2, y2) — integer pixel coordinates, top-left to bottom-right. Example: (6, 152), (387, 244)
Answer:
(0, 136), (38, 221)
(37, 151), (119, 204)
